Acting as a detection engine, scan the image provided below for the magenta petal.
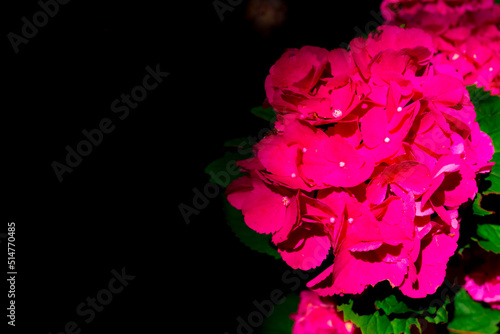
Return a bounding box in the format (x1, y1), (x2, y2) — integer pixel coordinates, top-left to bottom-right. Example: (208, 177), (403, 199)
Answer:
(422, 74), (465, 106)
(330, 245), (407, 295)
(399, 227), (459, 298)
(307, 264), (336, 296)
(280, 235), (331, 270)
(226, 175), (253, 210)
(301, 135), (374, 188)
(349, 241), (384, 252)
(240, 176), (297, 235)
(361, 107), (387, 148)
(327, 119), (362, 148)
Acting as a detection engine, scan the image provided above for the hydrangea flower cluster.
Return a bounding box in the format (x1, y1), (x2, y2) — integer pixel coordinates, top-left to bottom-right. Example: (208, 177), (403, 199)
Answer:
(381, 0), (500, 94)
(464, 251), (500, 309)
(291, 290), (359, 334)
(226, 25), (494, 297)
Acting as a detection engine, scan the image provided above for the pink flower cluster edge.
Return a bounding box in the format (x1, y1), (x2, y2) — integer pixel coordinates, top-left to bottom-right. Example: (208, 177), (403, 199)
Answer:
(226, 25), (495, 298)
(382, 0), (500, 95)
(291, 290), (360, 334)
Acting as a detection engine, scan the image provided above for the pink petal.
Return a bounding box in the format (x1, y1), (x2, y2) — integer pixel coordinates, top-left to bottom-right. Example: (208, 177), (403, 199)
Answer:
(279, 234), (331, 270)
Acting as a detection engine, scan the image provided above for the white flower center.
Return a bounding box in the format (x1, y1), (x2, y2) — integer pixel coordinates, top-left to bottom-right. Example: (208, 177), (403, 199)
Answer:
(332, 109), (343, 118)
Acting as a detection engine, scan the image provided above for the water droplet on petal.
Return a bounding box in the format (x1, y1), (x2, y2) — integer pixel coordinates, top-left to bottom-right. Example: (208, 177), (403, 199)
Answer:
(332, 109), (343, 118)
(339, 161), (346, 168)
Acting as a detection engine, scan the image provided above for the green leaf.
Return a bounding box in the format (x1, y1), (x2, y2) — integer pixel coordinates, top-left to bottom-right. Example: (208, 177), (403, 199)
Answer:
(467, 85), (500, 196)
(448, 289), (500, 334)
(485, 153), (500, 195)
(375, 295), (423, 315)
(204, 151), (250, 187)
(338, 298), (421, 334)
(250, 106), (277, 122)
(472, 193), (495, 216)
(223, 137), (253, 149)
(224, 196), (281, 259)
(472, 224), (500, 253)
(259, 293), (300, 334)
(339, 291), (450, 334)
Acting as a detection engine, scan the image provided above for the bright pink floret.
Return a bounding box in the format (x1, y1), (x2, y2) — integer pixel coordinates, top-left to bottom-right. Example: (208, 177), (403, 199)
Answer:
(291, 290), (360, 334)
(464, 252), (500, 309)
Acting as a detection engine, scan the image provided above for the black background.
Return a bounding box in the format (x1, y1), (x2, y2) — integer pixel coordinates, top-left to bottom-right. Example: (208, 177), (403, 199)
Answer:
(3, 1), (382, 333)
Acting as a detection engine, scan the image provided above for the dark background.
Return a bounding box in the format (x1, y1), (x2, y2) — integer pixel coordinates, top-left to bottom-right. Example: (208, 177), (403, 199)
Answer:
(3, 1), (381, 332)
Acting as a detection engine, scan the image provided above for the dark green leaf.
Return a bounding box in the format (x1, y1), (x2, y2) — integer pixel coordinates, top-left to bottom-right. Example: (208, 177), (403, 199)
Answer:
(250, 106), (277, 122)
(340, 291), (450, 334)
(223, 137), (253, 149)
(467, 85), (500, 196)
(204, 151), (250, 187)
(260, 293), (300, 334)
(375, 295), (423, 315)
(224, 196), (281, 259)
(472, 224), (500, 253)
(448, 289), (500, 334)
(338, 298), (421, 334)
(472, 193), (495, 216)
(485, 153), (500, 195)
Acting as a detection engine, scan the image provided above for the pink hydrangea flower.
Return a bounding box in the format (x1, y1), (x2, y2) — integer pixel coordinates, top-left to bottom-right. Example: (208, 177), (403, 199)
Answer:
(381, 0), (500, 95)
(291, 290), (360, 334)
(226, 25), (494, 298)
(464, 252), (500, 309)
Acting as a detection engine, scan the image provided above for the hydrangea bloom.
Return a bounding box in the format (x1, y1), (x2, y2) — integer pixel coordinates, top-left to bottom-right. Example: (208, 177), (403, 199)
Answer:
(381, 0), (500, 95)
(464, 251), (500, 309)
(226, 25), (494, 298)
(290, 290), (359, 334)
